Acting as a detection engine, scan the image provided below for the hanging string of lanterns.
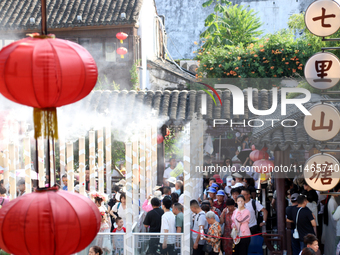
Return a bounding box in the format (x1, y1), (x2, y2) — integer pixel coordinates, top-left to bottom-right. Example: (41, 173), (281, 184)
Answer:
(0, 0), (101, 253)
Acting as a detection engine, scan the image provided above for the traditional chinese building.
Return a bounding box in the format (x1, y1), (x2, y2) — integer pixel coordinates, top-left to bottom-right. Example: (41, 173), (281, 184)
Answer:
(0, 0), (194, 90)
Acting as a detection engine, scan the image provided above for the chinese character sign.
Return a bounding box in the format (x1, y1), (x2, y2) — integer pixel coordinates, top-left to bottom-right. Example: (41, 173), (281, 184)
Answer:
(304, 103), (340, 141)
(304, 153), (340, 191)
(305, 52), (340, 89)
(305, 0), (340, 37)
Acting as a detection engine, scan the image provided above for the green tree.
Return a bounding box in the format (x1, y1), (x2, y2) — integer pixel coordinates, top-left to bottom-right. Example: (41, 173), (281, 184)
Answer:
(288, 13), (340, 57)
(200, 0), (232, 49)
(225, 4), (263, 46)
(200, 3), (263, 49)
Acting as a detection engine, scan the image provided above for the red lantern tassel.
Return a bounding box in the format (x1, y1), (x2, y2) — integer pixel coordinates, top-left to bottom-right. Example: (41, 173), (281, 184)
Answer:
(120, 39), (123, 44)
(33, 108), (59, 140)
(121, 55), (124, 59)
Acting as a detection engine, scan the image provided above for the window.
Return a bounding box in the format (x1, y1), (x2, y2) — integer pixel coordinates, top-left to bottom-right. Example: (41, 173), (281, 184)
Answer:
(78, 37), (129, 63)
(105, 38), (117, 62)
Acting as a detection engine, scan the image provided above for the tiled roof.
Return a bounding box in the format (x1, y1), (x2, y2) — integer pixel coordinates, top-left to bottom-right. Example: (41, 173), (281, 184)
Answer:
(0, 0), (143, 31)
(148, 59), (196, 83)
(64, 88), (285, 127)
(68, 90), (339, 151)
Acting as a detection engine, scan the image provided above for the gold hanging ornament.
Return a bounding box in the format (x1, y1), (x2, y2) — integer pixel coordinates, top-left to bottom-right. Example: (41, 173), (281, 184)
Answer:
(33, 108), (58, 140)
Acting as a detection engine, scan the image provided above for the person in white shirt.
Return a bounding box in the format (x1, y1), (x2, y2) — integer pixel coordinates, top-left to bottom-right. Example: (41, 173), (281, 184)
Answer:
(241, 188), (268, 234)
(160, 197), (176, 254)
(163, 158), (177, 185)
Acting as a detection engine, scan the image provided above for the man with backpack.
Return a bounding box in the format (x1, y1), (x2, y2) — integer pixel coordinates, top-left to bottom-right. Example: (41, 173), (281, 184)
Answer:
(241, 188), (268, 234)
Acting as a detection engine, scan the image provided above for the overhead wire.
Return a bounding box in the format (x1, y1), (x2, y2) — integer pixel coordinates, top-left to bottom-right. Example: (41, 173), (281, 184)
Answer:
(155, 15), (197, 79)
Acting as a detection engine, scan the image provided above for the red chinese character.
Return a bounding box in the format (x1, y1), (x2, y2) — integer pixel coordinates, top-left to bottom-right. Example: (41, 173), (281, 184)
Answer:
(309, 161), (333, 185)
(311, 111), (333, 132)
(314, 60), (332, 83)
(312, 8), (336, 28)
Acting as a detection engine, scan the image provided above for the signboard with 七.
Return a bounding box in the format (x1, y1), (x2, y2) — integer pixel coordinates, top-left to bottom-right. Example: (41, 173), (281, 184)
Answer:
(304, 103), (340, 141)
(304, 153), (340, 191)
(305, 0), (340, 37)
(305, 52), (340, 89)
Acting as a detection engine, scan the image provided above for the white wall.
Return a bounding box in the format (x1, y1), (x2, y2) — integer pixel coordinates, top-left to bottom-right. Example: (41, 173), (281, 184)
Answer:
(155, 0), (315, 59)
(138, 0), (159, 89)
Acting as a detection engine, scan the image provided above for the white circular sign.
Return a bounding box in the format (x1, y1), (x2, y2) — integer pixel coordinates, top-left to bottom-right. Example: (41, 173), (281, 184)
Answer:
(304, 103), (340, 141)
(304, 153), (340, 191)
(305, 52), (340, 89)
(305, 0), (340, 37)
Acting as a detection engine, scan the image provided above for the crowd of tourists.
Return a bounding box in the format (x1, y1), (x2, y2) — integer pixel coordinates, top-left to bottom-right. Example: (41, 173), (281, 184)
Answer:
(2, 155), (340, 255)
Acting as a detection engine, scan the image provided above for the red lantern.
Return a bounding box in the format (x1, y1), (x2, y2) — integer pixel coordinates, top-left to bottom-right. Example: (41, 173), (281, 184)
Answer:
(253, 159), (274, 173)
(249, 149), (269, 162)
(116, 32), (128, 44)
(0, 187), (101, 255)
(157, 134), (164, 144)
(117, 47), (128, 59)
(0, 34), (98, 139)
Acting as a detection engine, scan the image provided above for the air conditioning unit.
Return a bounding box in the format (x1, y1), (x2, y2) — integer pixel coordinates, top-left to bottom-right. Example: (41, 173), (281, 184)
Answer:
(180, 60), (199, 73)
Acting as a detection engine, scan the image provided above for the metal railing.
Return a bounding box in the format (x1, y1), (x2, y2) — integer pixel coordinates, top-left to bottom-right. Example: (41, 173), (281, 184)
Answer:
(73, 232), (125, 255)
(133, 232), (184, 255)
(72, 230), (184, 255)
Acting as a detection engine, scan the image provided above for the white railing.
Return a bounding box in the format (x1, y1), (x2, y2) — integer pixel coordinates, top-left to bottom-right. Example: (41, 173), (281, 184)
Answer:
(73, 232), (125, 255)
(132, 232), (184, 255)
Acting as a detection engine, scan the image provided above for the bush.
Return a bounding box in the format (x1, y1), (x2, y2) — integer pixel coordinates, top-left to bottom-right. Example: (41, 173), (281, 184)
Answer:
(196, 30), (315, 80)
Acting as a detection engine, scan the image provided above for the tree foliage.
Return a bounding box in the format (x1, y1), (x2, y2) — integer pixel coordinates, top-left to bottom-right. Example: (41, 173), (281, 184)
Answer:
(288, 13), (340, 57)
(225, 4), (263, 46)
(196, 30), (313, 82)
(200, 0), (232, 49)
(200, 2), (263, 49)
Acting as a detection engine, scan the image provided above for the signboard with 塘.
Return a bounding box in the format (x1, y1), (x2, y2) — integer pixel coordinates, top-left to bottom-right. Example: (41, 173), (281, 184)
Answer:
(305, 52), (340, 89)
(304, 103), (340, 141)
(304, 153), (340, 191)
(305, 0), (340, 37)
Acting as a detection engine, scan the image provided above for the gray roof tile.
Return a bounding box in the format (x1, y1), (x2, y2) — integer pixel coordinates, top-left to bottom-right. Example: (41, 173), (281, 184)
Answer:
(0, 0), (142, 30)
(61, 89), (339, 151)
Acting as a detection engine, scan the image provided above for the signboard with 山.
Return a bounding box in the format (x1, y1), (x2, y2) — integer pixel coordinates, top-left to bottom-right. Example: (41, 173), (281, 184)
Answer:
(305, 0), (340, 37)
(304, 103), (340, 141)
(303, 0), (340, 192)
(303, 153), (340, 191)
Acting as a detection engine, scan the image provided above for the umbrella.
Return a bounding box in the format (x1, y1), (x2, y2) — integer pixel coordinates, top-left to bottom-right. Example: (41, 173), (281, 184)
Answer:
(16, 169), (38, 180)
(237, 149), (252, 164)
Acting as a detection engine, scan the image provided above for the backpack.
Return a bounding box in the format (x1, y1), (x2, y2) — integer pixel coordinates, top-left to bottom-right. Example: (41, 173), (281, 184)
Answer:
(252, 199), (263, 225)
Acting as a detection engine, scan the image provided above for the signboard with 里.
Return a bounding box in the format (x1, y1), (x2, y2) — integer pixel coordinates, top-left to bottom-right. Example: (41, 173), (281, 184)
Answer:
(304, 103), (340, 141)
(305, 0), (340, 37)
(305, 52), (340, 89)
(304, 153), (340, 191)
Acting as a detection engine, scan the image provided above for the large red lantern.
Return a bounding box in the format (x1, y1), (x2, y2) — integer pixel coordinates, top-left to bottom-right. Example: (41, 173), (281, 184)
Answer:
(249, 149), (269, 162)
(116, 32), (128, 44)
(0, 34), (98, 139)
(253, 159), (274, 173)
(0, 187), (101, 255)
(117, 47), (128, 59)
